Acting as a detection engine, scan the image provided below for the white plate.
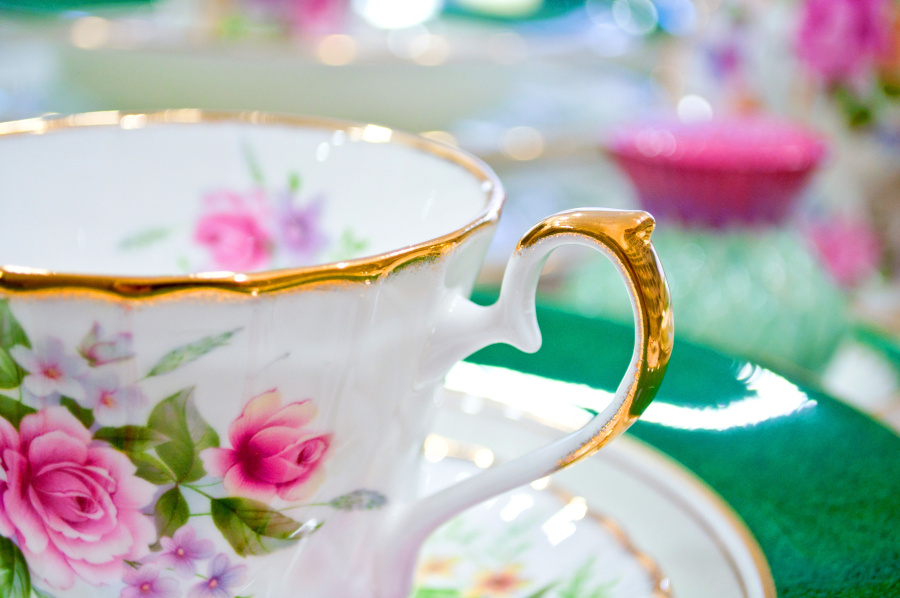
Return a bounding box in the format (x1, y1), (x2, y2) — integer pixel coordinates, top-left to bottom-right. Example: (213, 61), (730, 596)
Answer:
(422, 363), (776, 598)
(417, 456), (667, 597)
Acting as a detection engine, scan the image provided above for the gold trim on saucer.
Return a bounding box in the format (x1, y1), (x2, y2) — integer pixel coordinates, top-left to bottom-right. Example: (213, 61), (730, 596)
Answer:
(442, 368), (777, 598)
(602, 442), (778, 598)
(431, 434), (672, 597)
(0, 110), (504, 299)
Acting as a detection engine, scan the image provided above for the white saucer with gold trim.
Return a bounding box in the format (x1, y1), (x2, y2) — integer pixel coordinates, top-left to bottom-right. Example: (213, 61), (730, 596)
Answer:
(419, 362), (776, 598)
(416, 455), (668, 597)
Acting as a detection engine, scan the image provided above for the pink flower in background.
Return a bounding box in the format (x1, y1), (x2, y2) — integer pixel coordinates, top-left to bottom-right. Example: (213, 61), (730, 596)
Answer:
(156, 526), (214, 578)
(189, 554), (247, 598)
(796, 0), (894, 84)
(81, 371), (148, 427)
(201, 390), (331, 502)
(1, 407), (156, 589)
(78, 322), (134, 367)
(121, 565), (179, 598)
(194, 190), (273, 272)
(10, 337), (87, 401)
(277, 194), (327, 259)
(808, 217), (881, 287)
(288, 0), (348, 35)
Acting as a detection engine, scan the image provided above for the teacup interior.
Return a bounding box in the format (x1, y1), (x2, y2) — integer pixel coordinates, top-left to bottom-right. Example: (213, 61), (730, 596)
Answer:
(0, 116), (493, 276)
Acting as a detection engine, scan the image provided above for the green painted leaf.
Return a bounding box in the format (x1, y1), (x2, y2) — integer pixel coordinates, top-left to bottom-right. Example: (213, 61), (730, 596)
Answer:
(94, 426), (167, 453)
(0, 300), (29, 351)
(243, 143), (265, 186)
(131, 452), (175, 485)
(146, 328), (241, 378)
(327, 229), (370, 262)
(118, 228), (172, 252)
(523, 584), (557, 598)
(557, 558), (599, 598)
(288, 172), (302, 194)
(59, 397), (93, 429)
(0, 396), (36, 427)
(586, 579), (618, 598)
(412, 590), (460, 598)
(327, 489), (387, 511)
(154, 487), (189, 540)
(0, 349), (24, 390)
(210, 497), (313, 557)
(0, 537), (31, 598)
(148, 388), (218, 483)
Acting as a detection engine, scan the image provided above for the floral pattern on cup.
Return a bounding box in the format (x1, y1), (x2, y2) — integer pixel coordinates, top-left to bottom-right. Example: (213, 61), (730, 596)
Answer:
(0, 407), (157, 590)
(201, 390), (331, 503)
(119, 150), (370, 273)
(0, 300), (387, 598)
(412, 480), (626, 598)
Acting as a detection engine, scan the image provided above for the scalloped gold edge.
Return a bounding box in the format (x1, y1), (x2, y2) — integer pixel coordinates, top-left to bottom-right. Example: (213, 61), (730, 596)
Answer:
(0, 110), (504, 299)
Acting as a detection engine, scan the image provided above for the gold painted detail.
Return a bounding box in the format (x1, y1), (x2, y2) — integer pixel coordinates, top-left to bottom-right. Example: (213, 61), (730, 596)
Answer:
(0, 245), (463, 300)
(0, 111), (504, 299)
(517, 210), (673, 469)
(430, 434), (672, 597)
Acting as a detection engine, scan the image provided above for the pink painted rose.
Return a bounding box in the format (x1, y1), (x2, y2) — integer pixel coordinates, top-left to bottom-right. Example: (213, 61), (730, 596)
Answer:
(0, 416), (19, 539)
(193, 190), (272, 272)
(796, 0), (894, 85)
(0, 407), (156, 589)
(201, 390), (330, 502)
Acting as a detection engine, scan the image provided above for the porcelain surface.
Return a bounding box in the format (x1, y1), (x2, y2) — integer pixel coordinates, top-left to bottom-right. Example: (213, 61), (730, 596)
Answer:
(414, 454), (668, 598)
(437, 371), (773, 598)
(0, 115), (487, 275)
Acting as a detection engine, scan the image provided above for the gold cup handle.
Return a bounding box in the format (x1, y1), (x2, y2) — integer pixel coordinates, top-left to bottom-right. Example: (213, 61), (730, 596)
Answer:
(508, 208), (674, 465)
(381, 208), (673, 597)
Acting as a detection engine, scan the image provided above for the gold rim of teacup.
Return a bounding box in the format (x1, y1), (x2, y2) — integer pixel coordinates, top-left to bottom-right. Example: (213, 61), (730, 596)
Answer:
(0, 110), (505, 299)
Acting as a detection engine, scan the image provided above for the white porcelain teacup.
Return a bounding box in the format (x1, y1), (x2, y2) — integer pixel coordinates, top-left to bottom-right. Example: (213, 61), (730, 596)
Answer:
(0, 111), (672, 598)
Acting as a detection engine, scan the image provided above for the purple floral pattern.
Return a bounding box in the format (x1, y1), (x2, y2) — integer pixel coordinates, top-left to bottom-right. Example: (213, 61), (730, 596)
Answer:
(121, 565), (179, 598)
(188, 554), (247, 598)
(190, 154), (361, 272)
(79, 323), (135, 367)
(192, 183), (335, 272)
(119, 152), (369, 273)
(11, 338), (88, 401)
(0, 300), (387, 598)
(277, 193), (327, 259)
(81, 371), (148, 427)
(156, 527), (214, 579)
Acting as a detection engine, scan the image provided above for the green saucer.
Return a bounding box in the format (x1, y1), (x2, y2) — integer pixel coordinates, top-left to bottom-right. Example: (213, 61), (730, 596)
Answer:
(466, 303), (900, 598)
